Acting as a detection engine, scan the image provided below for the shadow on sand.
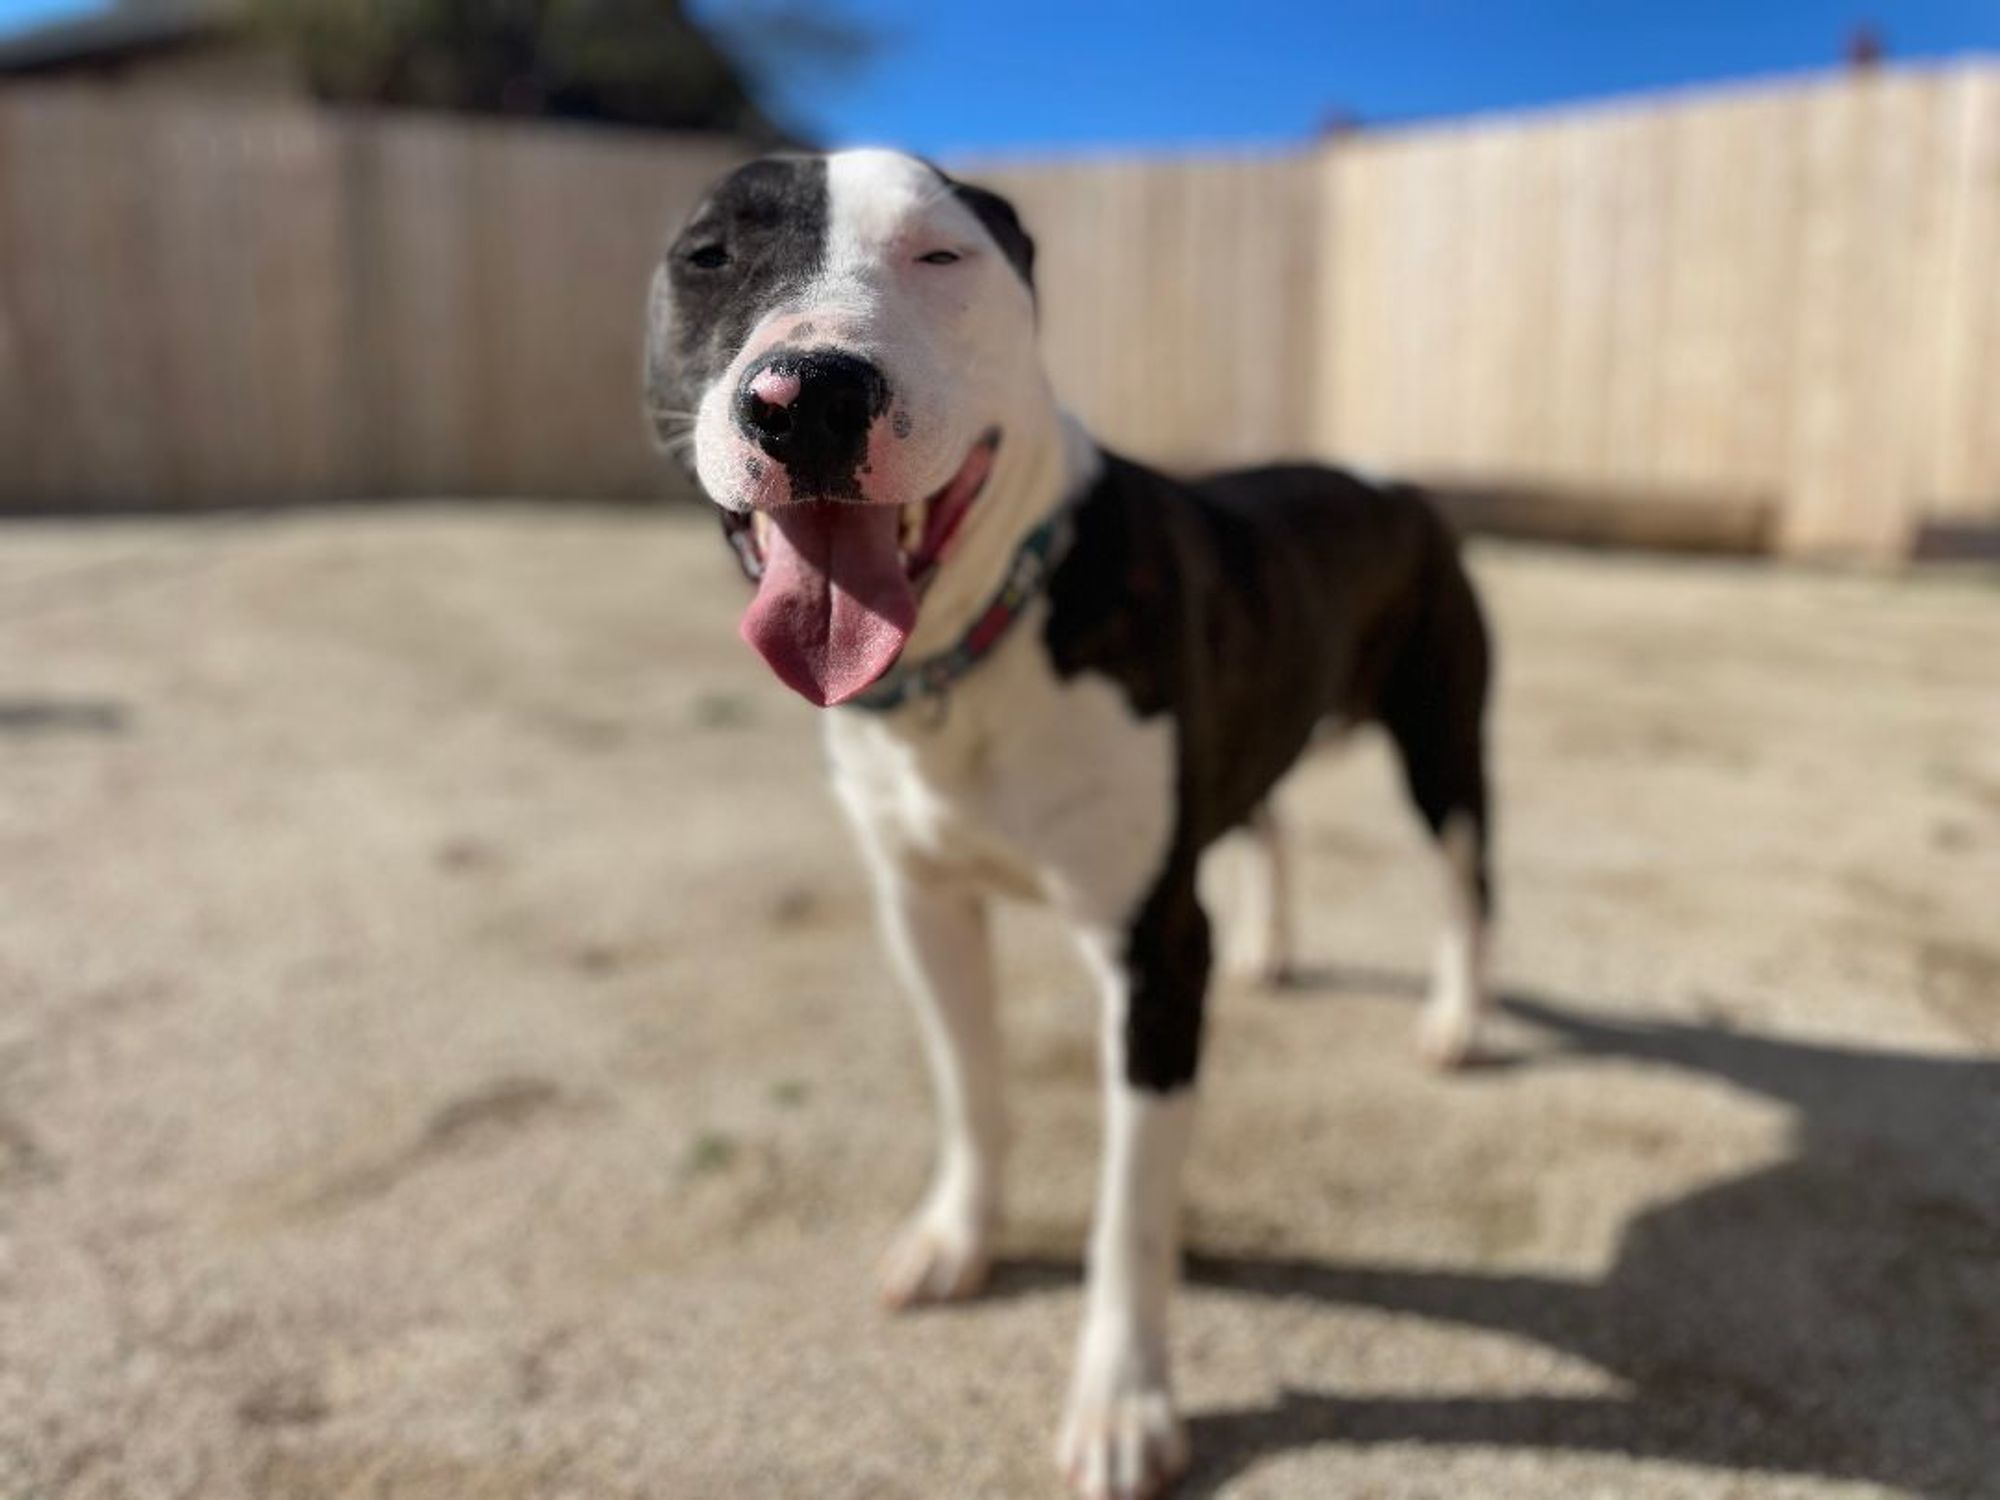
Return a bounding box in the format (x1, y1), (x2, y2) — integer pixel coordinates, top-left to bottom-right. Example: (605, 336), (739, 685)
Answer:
(991, 977), (2000, 1497)
(0, 697), (129, 736)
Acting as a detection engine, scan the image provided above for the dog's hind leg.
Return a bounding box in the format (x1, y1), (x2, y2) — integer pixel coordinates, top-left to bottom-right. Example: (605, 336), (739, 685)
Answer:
(1419, 807), (1491, 1069)
(1208, 800), (1295, 988)
(868, 859), (1006, 1308)
(1381, 555), (1494, 1070)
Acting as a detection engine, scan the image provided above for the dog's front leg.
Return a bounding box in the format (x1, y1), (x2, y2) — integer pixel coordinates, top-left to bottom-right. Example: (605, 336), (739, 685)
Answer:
(1060, 876), (1206, 1499)
(869, 858), (1006, 1308)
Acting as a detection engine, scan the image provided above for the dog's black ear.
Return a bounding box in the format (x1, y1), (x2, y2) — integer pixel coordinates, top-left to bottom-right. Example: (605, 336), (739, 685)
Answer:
(950, 179), (1036, 293)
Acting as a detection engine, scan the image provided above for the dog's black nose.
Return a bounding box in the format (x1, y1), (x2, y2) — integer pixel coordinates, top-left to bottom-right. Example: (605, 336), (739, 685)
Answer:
(735, 351), (887, 476)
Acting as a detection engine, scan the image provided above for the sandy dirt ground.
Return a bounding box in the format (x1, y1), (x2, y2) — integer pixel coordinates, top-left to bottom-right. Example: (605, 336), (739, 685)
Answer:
(0, 506), (1995, 1500)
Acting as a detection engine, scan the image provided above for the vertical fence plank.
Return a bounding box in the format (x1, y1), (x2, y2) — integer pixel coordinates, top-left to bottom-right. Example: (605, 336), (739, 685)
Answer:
(3, 91), (174, 506)
(1925, 69), (2000, 522)
(1545, 114), (1620, 483)
(1782, 71), (1959, 557)
(1655, 89), (1801, 496)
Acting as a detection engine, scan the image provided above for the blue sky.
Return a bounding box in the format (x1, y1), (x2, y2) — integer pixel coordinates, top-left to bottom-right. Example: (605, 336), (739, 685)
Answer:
(720, 0), (2000, 154)
(6, 0), (1998, 156)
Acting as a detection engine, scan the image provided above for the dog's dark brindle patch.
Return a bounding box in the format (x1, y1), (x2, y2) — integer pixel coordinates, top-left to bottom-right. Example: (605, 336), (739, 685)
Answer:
(645, 156), (829, 453)
(1045, 454), (1492, 1090)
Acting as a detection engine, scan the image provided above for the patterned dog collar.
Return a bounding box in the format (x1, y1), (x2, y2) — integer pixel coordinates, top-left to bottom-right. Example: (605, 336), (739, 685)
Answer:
(848, 506), (1074, 714)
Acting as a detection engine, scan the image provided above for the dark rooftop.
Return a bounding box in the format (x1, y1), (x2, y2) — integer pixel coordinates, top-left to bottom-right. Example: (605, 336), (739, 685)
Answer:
(0, 1), (236, 76)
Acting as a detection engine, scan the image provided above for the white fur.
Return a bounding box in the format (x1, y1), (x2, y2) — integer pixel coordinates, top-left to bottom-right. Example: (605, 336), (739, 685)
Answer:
(868, 860), (1004, 1308)
(1418, 810), (1490, 1068)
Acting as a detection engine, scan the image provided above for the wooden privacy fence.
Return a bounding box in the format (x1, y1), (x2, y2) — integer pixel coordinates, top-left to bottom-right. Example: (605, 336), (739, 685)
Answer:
(0, 91), (743, 508)
(1317, 64), (2000, 559)
(1, 63), (1996, 559)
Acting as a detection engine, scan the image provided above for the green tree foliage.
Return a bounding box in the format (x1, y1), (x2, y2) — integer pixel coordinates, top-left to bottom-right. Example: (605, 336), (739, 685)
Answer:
(248, 0), (867, 137)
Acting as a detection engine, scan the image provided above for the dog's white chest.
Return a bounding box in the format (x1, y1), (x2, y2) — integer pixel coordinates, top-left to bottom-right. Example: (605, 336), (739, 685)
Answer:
(825, 616), (1174, 926)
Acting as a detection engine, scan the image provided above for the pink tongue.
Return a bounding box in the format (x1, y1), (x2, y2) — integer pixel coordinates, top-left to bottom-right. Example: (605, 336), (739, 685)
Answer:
(740, 503), (916, 707)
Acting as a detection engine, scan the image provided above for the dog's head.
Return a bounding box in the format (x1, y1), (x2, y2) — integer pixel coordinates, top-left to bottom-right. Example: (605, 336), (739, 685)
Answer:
(645, 149), (1039, 706)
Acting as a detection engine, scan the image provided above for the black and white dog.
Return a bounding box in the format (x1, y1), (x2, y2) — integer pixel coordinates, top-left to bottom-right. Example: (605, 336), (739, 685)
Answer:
(646, 149), (1493, 1499)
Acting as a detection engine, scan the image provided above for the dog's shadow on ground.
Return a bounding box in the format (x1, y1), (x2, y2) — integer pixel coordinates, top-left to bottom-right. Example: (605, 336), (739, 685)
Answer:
(989, 975), (2000, 1497)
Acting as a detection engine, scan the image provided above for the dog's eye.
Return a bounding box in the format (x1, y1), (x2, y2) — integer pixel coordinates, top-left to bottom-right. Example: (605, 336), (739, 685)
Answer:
(916, 249), (961, 266)
(687, 244), (731, 270)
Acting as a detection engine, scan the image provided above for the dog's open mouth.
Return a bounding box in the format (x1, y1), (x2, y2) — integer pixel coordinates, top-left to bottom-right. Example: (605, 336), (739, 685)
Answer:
(735, 429), (1000, 707)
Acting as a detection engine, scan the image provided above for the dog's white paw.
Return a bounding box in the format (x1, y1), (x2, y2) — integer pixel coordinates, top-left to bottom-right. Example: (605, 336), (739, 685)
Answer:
(1417, 996), (1480, 1071)
(877, 1204), (993, 1309)
(1056, 1358), (1188, 1499)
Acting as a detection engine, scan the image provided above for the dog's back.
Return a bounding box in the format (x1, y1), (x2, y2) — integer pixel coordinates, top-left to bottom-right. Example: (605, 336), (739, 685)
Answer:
(1047, 455), (1491, 878)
